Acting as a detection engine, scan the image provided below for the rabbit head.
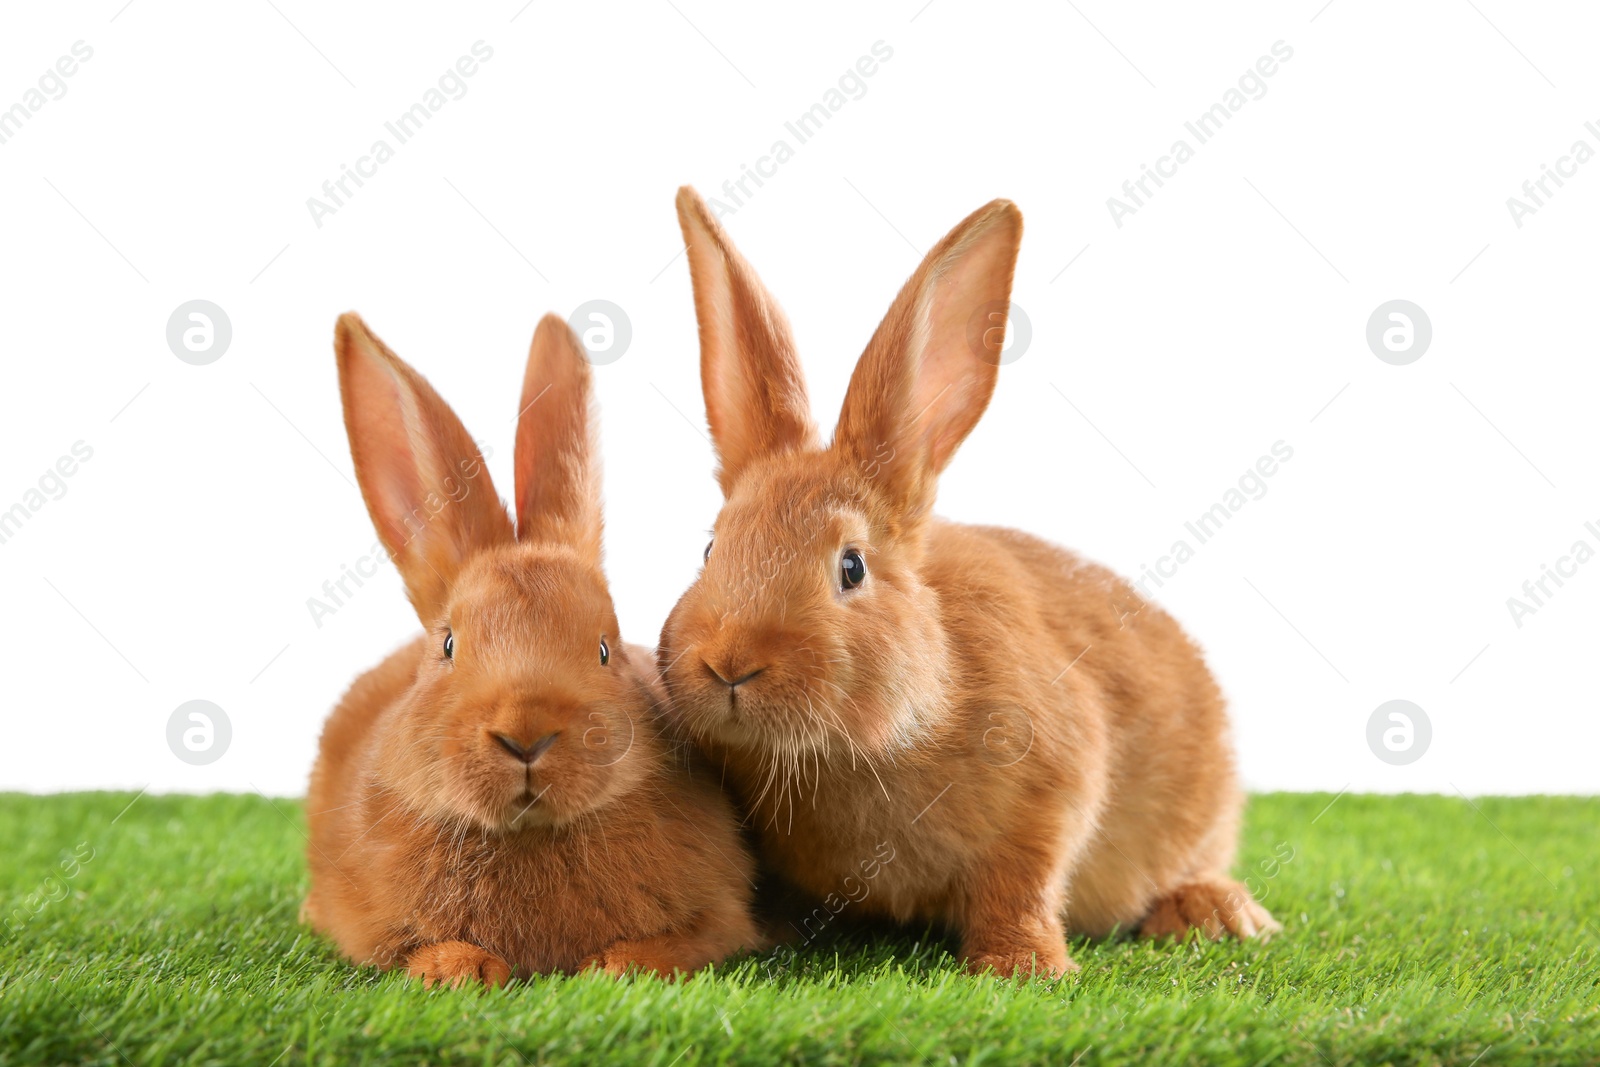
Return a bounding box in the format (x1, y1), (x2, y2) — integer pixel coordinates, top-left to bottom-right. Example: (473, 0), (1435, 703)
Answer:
(658, 187), (1023, 761)
(337, 312), (655, 833)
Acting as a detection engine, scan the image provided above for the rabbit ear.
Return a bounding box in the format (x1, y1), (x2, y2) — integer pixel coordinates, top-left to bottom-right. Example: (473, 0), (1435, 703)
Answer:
(676, 185), (820, 494)
(336, 313), (512, 627)
(833, 199), (1022, 517)
(514, 313), (602, 566)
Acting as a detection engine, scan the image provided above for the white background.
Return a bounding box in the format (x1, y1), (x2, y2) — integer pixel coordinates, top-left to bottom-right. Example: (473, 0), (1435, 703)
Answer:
(0, 1), (1594, 797)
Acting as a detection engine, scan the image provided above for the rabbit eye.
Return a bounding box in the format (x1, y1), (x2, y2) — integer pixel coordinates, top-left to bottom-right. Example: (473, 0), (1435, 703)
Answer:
(704, 538), (713, 562)
(841, 548), (867, 590)
(443, 631), (454, 659)
(599, 637), (610, 666)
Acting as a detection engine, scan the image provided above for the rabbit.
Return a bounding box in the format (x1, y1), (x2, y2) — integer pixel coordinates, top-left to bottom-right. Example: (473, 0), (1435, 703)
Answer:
(655, 187), (1279, 978)
(302, 311), (759, 987)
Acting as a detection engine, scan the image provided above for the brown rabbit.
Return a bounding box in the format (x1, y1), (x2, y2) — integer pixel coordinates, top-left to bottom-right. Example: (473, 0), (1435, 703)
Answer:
(302, 311), (758, 987)
(657, 187), (1278, 977)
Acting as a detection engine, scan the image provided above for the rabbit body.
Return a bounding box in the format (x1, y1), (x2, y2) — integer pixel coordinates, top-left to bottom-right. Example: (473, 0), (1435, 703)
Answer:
(303, 313), (757, 986)
(658, 189), (1277, 976)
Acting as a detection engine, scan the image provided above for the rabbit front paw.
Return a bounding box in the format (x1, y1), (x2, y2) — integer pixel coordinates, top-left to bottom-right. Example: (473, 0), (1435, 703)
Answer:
(962, 939), (1077, 979)
(406, 940), (513, 989)
(1139, 879), (1282, 942)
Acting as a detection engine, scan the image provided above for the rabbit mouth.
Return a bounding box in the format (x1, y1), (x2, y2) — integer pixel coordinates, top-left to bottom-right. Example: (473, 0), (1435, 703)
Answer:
(502, 784), (552, 828)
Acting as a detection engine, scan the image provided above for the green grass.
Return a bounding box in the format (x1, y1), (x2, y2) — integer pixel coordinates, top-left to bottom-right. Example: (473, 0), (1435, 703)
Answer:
(0, 792), (1595, 1067)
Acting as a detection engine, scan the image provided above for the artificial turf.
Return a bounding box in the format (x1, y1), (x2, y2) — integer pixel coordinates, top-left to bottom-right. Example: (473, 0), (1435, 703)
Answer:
(0, 791), (1594, 1066)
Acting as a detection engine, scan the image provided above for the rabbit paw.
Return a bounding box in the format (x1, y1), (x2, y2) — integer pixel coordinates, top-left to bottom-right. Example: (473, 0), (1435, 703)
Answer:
(406, 940), (513, 989)
(582, 936), (700, 978)
(963, 944), (1078, 979)
(1139, 880), (1282, 942)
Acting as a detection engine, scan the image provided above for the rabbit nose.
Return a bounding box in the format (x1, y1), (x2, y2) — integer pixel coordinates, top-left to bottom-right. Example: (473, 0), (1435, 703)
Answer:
(704, 659), (764, 688)
(493, 731), (560, 764)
